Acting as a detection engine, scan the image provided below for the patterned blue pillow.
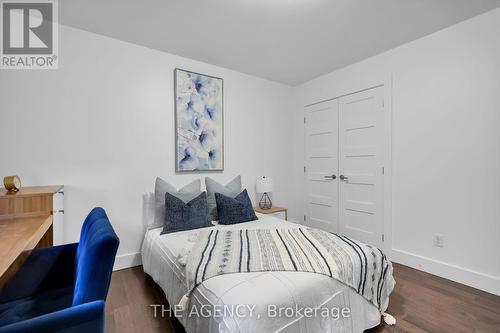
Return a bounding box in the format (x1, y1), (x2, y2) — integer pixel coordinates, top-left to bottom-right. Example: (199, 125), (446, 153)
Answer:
(215, 189), (258, 225)
(161, 192), (212, 234)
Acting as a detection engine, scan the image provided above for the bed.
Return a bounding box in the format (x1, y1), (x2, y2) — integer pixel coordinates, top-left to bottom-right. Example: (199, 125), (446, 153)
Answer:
(141, 212), (388, 333)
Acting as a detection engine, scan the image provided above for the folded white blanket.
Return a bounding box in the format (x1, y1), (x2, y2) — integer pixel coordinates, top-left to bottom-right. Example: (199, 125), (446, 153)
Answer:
(183, 227), (394, 312)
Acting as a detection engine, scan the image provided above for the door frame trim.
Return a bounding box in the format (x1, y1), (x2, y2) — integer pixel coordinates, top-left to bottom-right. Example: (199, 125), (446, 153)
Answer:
(303, 75), (393, 256)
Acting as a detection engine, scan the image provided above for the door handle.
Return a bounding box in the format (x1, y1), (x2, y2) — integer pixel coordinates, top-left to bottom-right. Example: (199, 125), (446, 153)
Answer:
(339, 175), (349, 181)
(324, 174), (336, 180)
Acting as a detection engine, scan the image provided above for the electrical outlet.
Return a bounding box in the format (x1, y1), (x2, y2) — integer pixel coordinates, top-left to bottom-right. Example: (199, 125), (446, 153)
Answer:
(434, 234), (444, 248)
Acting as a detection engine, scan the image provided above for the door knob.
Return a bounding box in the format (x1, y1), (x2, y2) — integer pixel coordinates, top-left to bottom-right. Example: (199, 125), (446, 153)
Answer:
(339, 175), (348, 181)
(324, 174), (336, 180)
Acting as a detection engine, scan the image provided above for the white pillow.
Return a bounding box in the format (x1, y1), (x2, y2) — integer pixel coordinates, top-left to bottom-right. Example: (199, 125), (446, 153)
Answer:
(143, 192), (157, 229)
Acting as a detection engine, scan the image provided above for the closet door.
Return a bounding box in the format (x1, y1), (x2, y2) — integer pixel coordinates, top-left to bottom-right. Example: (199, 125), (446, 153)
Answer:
(304, 100), (339, 233)
(338, 87), (384, 247)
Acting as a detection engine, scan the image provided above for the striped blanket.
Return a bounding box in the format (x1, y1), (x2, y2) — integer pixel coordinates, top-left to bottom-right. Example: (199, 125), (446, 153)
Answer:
(184, 228), (394, 312)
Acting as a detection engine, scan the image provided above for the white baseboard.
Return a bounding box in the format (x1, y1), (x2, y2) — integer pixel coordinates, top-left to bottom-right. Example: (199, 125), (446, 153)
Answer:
(113, 252), (142, 271)
(391, 248), (500, 296)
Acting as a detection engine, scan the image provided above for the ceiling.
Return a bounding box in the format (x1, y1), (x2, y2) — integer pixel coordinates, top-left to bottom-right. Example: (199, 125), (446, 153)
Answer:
(59, 0), (500, 85)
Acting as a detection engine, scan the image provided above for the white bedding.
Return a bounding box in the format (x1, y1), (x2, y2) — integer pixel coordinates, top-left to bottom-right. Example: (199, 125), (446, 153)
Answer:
(141, 213), (382, 333)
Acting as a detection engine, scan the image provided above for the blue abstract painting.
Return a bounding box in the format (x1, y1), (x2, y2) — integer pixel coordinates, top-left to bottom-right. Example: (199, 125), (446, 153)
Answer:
(175, 69), (223, 172)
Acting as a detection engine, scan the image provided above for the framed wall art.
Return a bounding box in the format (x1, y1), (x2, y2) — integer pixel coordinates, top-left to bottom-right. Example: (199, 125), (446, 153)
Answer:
(174, 68), (224, 172)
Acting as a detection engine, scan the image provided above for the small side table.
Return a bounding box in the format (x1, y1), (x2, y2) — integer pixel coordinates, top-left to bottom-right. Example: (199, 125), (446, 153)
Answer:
(254, 206), (288, 221)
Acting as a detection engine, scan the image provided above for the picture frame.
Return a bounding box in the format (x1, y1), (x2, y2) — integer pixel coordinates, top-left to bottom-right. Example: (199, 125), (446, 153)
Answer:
(174, 68), (224, 172)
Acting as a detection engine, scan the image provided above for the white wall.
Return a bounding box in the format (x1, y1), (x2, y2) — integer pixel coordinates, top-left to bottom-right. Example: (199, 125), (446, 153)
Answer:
(0, 25), (294, 269)
(292, 8), (500, 295)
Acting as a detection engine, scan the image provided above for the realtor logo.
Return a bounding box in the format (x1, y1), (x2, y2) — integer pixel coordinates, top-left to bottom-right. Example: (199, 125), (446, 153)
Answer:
(1, 0), (58, 69)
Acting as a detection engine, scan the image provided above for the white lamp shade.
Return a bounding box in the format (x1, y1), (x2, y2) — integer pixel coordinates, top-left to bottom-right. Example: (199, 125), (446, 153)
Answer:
(256, 176), (273, 193)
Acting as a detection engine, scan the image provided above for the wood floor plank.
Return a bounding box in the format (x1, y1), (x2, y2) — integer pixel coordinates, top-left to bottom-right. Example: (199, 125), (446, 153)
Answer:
(105, 264), (500, 333)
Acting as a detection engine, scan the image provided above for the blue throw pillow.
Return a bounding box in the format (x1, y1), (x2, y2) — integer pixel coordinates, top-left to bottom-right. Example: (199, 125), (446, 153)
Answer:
(205, 176), (242, 220)
(154, 178), (201, 229)
(161, 192), (212, 234)
(215, 189), (258, 225)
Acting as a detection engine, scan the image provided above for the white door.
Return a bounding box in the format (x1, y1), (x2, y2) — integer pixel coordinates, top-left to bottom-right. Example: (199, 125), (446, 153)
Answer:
(304, 100), (339, 233)
(338, 87), (384, 247)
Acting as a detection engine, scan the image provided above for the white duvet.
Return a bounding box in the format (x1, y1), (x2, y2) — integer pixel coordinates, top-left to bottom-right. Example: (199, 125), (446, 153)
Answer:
(141, 213), (382, 333)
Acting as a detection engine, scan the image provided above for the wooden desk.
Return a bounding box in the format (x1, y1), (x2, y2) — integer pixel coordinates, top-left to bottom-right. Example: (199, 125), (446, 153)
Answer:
(0, 215), (53, 291)
(0, 186), (64, 291)
(0, 185), (64, 243)
(0, 185), (64, 218)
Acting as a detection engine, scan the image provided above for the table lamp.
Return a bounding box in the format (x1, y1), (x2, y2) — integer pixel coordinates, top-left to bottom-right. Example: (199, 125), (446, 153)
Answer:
(256, 176), (273, 209)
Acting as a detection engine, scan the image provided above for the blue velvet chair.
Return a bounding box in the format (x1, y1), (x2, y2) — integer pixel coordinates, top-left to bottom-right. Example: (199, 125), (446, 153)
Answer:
(0, 207), (119, 333)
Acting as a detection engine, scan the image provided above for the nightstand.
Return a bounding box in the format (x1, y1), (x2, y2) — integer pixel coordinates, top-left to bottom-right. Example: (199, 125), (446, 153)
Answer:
(254, 206), (288, 221)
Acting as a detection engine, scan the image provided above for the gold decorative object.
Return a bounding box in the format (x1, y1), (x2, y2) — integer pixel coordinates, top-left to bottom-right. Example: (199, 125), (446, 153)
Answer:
(3, 175), (21, 192)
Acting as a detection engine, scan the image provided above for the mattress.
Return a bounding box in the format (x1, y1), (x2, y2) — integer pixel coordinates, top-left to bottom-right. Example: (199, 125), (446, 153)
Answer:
(141, 213), (382, 333)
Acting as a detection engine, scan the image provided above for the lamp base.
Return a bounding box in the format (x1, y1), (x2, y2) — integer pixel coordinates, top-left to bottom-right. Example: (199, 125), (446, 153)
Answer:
(259, 192), (272, 210)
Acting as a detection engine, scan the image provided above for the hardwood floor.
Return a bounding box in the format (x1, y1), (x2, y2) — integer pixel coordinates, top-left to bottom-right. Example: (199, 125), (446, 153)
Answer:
(105, 263), (500, 333)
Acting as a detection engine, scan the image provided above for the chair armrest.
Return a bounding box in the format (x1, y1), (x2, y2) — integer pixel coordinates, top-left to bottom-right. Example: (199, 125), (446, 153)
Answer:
(0, 243), (78, 302)
(0, 300), (104, 333)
